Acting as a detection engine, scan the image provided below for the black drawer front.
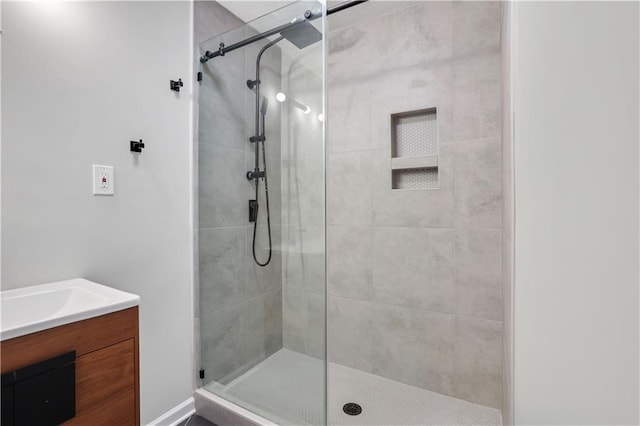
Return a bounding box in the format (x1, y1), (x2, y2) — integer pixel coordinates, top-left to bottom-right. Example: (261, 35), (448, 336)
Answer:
(2, 351), (76, 426)
(2, 383), (14, 425)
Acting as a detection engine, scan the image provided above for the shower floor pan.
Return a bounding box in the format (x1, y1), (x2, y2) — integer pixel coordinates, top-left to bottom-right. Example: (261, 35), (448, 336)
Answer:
(202, 349), (502, 426)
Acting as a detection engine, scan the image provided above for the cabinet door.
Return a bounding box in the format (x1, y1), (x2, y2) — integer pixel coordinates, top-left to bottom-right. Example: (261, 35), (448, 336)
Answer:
(65, 339), (136, 426)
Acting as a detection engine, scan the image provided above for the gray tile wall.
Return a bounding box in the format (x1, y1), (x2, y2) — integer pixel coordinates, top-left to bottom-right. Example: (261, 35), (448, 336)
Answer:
(326, 1), (503, 409)
(195, 1), (283, 384)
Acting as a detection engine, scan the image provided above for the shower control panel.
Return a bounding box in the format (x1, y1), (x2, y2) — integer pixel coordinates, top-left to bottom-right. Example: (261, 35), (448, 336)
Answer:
(249, 200), (259, 223)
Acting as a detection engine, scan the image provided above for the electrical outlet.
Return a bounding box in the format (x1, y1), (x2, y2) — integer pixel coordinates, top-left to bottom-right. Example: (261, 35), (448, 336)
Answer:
(93, 165), (114, 195)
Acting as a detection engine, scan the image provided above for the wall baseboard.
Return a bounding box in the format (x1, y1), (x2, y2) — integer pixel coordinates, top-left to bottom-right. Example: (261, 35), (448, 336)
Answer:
(147, 397), (195, 426)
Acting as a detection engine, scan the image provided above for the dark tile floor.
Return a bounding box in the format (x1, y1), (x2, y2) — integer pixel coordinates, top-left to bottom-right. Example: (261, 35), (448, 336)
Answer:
(177, 414), (217, 426)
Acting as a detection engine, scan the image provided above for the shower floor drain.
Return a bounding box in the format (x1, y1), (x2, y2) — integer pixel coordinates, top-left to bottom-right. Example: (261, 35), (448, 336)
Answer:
(343, 403), (362, 416)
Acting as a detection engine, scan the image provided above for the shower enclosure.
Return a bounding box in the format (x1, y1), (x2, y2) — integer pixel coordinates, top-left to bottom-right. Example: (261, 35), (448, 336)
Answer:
(196, 1), (504, 425)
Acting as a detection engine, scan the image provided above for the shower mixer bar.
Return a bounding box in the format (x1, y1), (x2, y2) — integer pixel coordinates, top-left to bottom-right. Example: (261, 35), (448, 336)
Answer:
(199, 0), (368, 63)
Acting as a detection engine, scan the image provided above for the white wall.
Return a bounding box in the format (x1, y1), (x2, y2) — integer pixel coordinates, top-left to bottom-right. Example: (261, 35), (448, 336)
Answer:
(1, 2), (194, 423)
(514, 2), (639, 424)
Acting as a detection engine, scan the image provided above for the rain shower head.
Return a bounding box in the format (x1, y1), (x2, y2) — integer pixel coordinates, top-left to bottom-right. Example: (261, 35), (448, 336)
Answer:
(279, 20), (322, 49)
(260, 97), (269, 115)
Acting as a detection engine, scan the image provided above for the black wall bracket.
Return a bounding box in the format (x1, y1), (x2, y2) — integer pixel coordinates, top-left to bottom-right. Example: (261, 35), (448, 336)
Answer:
(130, 139), (145, 153)
(170, 78), (183, 92)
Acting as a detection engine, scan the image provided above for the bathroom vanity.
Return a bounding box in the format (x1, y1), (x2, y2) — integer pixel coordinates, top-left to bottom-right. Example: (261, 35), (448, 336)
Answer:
(1, 279), (140, 426)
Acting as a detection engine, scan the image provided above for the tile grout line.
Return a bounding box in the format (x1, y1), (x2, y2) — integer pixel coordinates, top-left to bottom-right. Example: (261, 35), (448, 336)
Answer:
(327, 293), (503, 326)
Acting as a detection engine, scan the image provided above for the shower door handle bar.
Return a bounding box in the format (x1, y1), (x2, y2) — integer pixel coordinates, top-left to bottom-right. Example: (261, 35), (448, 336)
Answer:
(326, 0), (368, 16)
(199, 1), (369, 63)
(201, 17), (311, 63)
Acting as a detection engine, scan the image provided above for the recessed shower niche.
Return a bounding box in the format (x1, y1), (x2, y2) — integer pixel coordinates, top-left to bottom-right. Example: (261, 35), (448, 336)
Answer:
(390, 107), (439, 190)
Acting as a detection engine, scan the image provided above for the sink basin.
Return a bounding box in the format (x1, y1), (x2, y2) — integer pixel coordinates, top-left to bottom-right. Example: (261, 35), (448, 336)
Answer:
(1, 278), (140, 341)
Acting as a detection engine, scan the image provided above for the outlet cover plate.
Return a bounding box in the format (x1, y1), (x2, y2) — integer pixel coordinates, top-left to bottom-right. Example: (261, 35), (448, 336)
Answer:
(93, 165), (114, 195)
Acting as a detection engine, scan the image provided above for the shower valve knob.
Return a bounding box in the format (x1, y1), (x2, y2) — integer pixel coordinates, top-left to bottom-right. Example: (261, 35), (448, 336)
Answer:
(249, 135), (266, 143)
(247, 170), (265, 180)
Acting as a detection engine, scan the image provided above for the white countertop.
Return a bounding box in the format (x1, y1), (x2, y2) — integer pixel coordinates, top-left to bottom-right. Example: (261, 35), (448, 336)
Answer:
(1, 278), (140, 341)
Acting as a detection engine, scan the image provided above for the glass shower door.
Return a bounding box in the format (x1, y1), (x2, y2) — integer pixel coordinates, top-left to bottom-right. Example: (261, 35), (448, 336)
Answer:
(196, 2), (326, 424)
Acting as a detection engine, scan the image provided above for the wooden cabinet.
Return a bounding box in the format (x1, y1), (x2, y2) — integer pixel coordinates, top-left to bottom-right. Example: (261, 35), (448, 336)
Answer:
(1, 307), (139, 426)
